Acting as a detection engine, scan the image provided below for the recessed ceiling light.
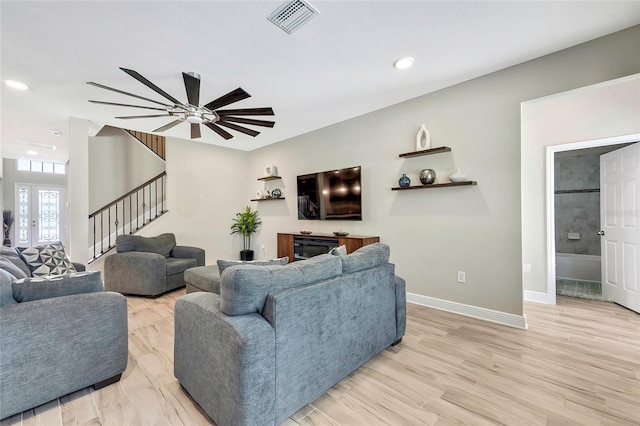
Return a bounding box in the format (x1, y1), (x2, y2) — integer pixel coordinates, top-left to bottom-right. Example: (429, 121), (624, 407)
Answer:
(27, 150), (38, 156)
(50, 130), (61, 136)
(394, 57), (414, 70)
(5, 80), (29, 90)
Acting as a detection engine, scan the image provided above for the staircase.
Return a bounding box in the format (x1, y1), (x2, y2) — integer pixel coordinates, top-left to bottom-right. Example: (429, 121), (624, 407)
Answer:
(87, 129), (168, 262)
(127, 130), (166, 160)
(88, 171), (167, 263)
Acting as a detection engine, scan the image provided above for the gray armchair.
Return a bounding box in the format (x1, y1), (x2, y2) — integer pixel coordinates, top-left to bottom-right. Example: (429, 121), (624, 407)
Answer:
(0, 247), (128, 420)
(104, 233), (205, 297)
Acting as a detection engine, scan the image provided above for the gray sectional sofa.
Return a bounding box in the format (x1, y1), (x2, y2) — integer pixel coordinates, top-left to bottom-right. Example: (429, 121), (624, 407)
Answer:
(0, 247), (128, 420)
(174, 243), (406, 426)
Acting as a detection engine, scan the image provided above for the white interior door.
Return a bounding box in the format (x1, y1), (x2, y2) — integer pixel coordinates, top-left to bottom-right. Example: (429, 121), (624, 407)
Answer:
(15, 184), (67, 247)
(600, 143), (640, 313)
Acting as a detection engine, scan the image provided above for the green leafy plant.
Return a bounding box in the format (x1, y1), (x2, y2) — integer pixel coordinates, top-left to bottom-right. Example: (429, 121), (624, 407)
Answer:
(230, 206), (262, 253)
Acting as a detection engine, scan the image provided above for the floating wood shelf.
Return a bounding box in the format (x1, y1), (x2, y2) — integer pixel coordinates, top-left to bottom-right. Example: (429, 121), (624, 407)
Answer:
(250, 197), (286, 201)
(391, 181), (477, 191)
(257, 176), (282, 181)
(398, 146), (451, 158)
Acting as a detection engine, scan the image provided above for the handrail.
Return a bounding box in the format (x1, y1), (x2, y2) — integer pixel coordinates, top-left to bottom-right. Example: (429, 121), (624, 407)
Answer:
(87, 171), (167, 263)
(89, 171), (167, 219)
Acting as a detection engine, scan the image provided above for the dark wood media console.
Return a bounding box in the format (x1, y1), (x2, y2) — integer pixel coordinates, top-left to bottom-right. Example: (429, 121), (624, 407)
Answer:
(277, 232), (380, 262)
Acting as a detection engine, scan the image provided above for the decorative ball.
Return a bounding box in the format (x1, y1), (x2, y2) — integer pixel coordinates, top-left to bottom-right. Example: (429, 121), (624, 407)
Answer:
(419, 169), (436, 185)
(271, 188), (282, 198)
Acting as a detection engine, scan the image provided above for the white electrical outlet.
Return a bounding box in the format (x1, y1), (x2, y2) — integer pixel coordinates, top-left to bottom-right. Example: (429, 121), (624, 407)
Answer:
(523, 263), (532, 273)
(457, 271), (466, 283)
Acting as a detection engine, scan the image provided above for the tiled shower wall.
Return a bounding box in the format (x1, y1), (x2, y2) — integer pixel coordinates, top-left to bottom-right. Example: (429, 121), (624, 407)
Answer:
(554, 153), (600, 255)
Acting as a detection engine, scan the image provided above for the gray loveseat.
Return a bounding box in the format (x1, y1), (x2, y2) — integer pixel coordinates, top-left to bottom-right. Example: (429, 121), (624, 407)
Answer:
(0, 247), (128, 420)
(104, 233), (205, 297)
(174, 243), (406, 426)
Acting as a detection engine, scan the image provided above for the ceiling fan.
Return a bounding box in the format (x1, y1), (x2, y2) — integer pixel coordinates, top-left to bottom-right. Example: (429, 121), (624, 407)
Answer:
(87, 67), (275, 140)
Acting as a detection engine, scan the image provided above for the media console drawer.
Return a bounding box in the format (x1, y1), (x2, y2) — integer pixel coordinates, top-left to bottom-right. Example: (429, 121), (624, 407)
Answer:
(277, 233), (380, 262)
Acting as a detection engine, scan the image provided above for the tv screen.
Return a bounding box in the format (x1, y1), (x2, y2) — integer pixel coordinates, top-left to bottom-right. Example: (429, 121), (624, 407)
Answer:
(297, 166), (362, 221)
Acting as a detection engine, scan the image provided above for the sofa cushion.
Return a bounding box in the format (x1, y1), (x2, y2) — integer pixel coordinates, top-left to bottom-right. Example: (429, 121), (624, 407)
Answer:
(220, 254), (341, 316)
(16, 242), (77, 277)
(217, 257), (289, 274)
(11, 271), (104, 303)
(166, 257), (198, 276)
(0, 257), (29, 280)
(116, 233), (176, 257)
(184, 265), (221, 293)
(1, 247), (32, 278)
(0, 269), (18, 306)
(339, 243), (390, 274)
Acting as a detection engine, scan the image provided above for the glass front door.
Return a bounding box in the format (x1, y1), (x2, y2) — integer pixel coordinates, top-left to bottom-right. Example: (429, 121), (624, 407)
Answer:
(16, 184), (66, 247)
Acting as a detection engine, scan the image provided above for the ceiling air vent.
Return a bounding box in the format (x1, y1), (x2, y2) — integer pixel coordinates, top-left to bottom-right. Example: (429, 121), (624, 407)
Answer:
(268, 0), (318, 34)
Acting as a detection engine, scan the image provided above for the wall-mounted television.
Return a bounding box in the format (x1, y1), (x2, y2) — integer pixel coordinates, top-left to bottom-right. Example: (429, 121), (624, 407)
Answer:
(297, 166), (362, 221)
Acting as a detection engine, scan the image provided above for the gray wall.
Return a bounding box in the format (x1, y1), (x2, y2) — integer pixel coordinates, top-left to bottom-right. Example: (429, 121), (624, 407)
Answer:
(554, 153), (600, 255)
(88, 126), (166, 213)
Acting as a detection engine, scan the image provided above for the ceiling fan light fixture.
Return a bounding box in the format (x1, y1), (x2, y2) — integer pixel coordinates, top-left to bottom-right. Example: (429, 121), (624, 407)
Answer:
(186, 113), (204, 124)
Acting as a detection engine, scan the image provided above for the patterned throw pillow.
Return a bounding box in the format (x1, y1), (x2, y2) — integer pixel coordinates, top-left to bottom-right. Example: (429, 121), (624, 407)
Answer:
(16, 242), (77, 277)
(329, 245), (347, 256)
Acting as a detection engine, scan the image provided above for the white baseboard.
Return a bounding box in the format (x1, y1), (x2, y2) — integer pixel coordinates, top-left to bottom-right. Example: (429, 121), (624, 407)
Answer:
(523, 290), (550, 304)
(407, 292), (527, 329)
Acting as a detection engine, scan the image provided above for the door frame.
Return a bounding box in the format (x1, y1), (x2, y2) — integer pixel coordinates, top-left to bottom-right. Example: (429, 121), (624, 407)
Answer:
(545, 133), (640, 305)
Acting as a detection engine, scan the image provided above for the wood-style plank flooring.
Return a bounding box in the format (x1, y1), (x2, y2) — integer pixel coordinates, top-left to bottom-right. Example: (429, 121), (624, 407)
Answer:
(1, 291), (638, 425)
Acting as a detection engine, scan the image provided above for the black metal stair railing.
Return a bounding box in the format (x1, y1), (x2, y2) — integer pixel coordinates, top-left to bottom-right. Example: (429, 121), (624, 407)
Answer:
(88, 171), (167, 263)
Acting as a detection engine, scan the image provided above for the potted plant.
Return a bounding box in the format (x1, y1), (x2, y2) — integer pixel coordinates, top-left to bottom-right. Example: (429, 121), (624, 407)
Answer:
(2, 210), (14, 247)
(230, 206), (262, 261)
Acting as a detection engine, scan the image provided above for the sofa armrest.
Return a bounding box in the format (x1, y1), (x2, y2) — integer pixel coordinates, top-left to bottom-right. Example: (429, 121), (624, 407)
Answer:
(394, 275), (406, 340)
(174, 292), (275, 426)
(171, 246), (205, 266)
(104, 252), (166, 295)
(0, 291), (128, 419)
(72, 262), (86, 272)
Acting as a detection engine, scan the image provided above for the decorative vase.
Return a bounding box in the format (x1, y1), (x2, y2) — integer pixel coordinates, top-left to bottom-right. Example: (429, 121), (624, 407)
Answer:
(264, 165), (277, 176)
(240, 250), (254, 261)
(419, 169), (436, 185)
(398, 174), (411, 187)
(449, 169), (468, 183)
(415, 124), (431, 151)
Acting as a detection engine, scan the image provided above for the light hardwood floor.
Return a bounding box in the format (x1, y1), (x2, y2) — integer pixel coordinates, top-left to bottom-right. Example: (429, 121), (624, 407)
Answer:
(2, 291), (638, 425)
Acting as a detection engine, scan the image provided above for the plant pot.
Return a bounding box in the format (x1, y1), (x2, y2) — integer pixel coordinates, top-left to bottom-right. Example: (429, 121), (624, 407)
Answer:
(240, 250), (254, 261)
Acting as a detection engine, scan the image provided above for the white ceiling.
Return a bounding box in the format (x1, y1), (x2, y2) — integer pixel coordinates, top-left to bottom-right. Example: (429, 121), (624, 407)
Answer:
(1, 1), (638, 163)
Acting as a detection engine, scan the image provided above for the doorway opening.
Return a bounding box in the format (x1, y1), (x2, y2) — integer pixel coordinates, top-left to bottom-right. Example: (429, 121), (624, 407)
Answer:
(545, 134), (639, 306)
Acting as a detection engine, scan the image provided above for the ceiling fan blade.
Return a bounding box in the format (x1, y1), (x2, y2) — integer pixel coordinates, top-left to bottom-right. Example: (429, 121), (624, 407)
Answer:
(204, 88), (250, 110)
(219, 116), (275, 128)
(191, 123), (201, 139)
(153, 119), (184, 132)
(204, 122), (234, 140)
(216, 107), (274, 116)
(89, 100), (167, 111)
(183, 72), (200, 106)
(120, 67), (182, 105)
(115, 114), (172, 119)
(87, 82), (171, 107)
(216, 121), (260, 137)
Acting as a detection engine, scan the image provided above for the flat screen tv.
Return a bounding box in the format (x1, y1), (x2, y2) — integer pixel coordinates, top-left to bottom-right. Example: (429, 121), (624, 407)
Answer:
(297, 166), (362, 221)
